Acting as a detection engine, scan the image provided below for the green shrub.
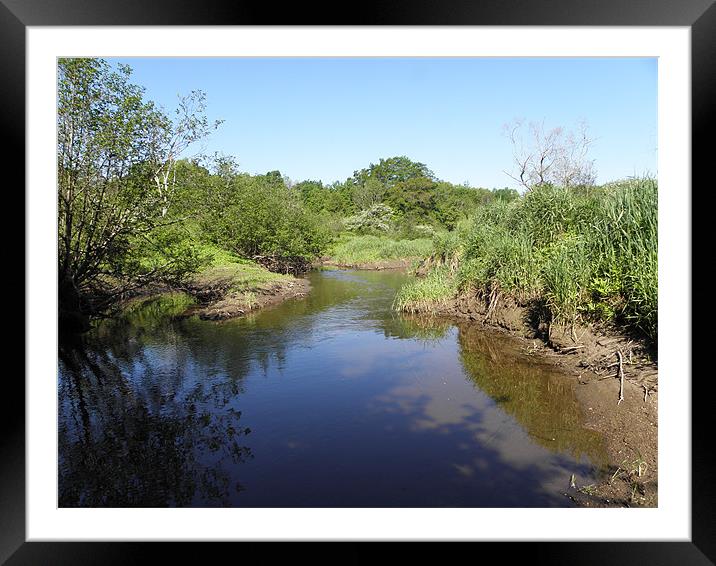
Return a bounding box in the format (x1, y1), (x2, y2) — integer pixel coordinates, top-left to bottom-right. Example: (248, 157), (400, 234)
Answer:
(202, 173), (331, 269)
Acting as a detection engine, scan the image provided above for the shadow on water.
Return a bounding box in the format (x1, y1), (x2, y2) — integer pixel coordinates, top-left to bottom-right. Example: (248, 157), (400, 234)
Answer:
(58, 269), (608, 507)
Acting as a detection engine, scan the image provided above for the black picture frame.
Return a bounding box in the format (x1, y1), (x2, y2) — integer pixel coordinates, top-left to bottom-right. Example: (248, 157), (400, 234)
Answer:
(5, 1), (711, 563)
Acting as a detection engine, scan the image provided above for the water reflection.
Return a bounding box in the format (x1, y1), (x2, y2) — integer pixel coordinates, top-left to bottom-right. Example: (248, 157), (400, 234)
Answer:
(59, 296), (254, 507)
(457, 323), (607, 466)
(59, 269), (607, 507)
(381, 313), (453, 341)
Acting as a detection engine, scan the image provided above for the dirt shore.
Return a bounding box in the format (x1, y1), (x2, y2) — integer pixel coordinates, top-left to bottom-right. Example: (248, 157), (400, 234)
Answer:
(185, 277), (311, 320)
(320, 258), (414, 270)
(419, 292), (658, 507)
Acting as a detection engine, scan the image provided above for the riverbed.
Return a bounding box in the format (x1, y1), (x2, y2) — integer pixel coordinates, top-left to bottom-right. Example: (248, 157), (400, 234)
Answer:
(58, 269), (609, 507)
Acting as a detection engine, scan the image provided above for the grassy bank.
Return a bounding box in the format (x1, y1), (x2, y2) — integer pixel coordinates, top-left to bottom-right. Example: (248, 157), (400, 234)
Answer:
(325, 234), (433, 268)
(194, 244), (292, 290)
(395, 179), (658, 343)
(181, 243), (308, 319)
(112, 241), (309, 324)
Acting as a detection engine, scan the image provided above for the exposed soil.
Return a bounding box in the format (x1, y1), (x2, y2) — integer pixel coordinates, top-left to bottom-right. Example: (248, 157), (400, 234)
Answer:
(417, 292), (658, 507)
(184, 277), (310, 320)
(320, 258), (414, 270)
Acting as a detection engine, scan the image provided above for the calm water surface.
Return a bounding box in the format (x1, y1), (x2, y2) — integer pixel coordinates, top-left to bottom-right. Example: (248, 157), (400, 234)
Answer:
(58, 269), (608, 507)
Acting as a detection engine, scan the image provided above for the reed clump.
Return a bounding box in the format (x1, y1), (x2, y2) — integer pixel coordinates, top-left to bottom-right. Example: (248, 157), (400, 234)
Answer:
(395, 178), (658, 342)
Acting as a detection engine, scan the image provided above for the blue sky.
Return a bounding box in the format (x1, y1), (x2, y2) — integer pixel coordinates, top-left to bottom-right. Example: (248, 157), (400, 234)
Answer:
(113, 57), (657, 189)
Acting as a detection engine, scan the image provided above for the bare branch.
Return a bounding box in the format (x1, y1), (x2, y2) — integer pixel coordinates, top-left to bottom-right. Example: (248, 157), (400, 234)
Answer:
(504, 119), (597, 190)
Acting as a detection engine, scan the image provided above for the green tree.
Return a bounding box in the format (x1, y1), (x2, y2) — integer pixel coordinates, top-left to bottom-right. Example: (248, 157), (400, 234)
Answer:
(429, 182), (493, 229)
(200, 168), (331, 273)
(319, 180), (356, 216)
(384, 176), (438, 222)
(350, 156), (435, 189)
(295, 180), (327, 213)
(167, 158), (213, 218)
(352, 177), (387, 210)
(493, 187), (520, 202)
(57, 58), (218, 331)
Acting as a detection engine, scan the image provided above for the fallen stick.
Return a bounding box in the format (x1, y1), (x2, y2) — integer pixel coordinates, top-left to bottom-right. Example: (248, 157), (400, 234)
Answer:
(617, 350), (625, 405)
(559, 345), (587, 352)
(597, 338), (622, 347)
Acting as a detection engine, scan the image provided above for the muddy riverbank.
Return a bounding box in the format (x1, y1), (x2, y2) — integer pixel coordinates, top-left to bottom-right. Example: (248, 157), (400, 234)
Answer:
(320, 258), (414, 270)
(413, 292), (658, 507)
(186, 276), (310, 320)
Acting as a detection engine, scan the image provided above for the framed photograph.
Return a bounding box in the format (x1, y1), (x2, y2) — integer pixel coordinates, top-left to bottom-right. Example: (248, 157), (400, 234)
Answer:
(7, 0), (711, 563)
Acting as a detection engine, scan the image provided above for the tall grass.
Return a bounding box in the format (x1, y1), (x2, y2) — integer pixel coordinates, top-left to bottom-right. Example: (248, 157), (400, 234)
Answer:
(395, 179), (658, 341)
(587, 179), (658, 336)
(327, 234), (433, 265)
(393, 266), (458, 313)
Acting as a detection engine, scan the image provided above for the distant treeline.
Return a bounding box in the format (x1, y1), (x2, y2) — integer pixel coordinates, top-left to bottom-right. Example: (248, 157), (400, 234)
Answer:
(293, 155), (519, 235)
(169, 154), (520, 265)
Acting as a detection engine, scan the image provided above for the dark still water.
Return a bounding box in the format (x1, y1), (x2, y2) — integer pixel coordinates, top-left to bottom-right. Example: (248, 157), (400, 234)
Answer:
(58, 269), (608, 507)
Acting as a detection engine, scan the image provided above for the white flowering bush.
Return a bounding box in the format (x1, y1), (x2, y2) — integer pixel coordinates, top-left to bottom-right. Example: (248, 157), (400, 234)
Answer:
(343, 204), (395, 233)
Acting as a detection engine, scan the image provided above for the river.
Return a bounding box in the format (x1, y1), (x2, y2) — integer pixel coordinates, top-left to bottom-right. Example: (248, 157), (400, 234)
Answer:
(58, 268), (608, 507)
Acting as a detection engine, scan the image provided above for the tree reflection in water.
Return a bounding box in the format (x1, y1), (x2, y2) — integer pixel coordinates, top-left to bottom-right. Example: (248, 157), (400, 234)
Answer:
(58, 277), (364, 507)
(58, 295), (254, 507)
(457, 322), (608, 467)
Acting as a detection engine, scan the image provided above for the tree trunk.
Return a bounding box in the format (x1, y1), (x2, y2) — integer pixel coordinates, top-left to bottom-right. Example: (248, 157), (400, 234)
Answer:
(58, 275), (91, 335)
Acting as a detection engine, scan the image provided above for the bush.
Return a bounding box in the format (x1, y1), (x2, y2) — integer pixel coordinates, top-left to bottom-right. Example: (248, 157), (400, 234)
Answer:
(343, 204), (395, 233)
(201, 173), (331, 272)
